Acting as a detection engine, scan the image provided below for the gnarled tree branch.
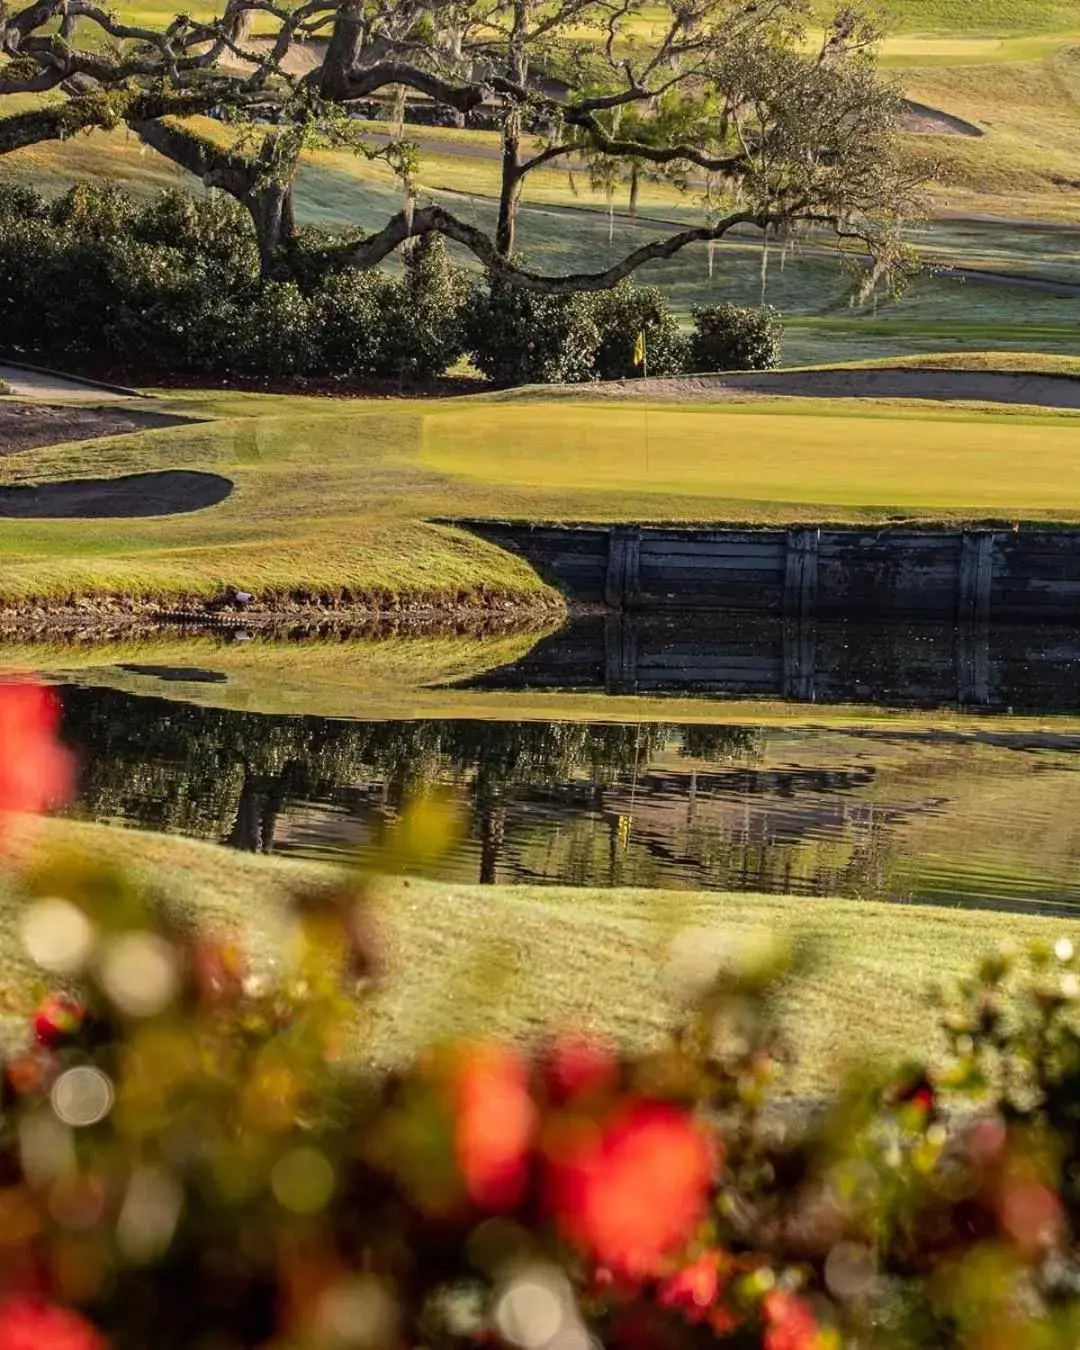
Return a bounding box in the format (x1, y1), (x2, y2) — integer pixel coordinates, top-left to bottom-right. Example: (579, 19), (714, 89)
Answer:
(348, 201), (781, 292)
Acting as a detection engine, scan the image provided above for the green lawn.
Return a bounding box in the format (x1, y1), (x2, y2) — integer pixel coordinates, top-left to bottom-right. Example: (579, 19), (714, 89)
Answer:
(6, 386), (1080, 607)
(4, 815), (1078, 1092)
(5, 387), (1080, 609)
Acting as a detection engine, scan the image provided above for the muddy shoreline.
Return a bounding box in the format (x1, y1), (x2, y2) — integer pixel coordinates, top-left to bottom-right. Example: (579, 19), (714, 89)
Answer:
(0, 595), (567, 642)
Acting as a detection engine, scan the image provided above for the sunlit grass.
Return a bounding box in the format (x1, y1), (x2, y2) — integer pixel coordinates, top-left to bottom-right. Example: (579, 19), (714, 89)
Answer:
(4, 816), (1079, 1092)
(5, 387), (1080, 607)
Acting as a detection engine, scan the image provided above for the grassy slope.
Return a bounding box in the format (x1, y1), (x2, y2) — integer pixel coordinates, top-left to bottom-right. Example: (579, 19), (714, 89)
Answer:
(7, 390), (1080, 605)
(5, 815), (1079, 1091)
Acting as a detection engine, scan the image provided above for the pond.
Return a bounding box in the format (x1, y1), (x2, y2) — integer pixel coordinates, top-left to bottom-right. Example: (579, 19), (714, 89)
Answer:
(58, 669), (1080, 916)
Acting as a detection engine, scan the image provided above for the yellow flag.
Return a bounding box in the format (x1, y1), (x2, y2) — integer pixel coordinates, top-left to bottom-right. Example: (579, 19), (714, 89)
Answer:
(632, 329), (646, 367)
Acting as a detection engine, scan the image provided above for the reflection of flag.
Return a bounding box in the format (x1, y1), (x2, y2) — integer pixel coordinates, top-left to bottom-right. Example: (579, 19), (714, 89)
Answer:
(617, 814), (632, 853)
(632, 329), (646, 367)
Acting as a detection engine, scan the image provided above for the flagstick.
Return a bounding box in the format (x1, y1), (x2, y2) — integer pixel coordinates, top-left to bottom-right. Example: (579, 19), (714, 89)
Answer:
(644, 356), (650, 476)
(641, 336), (650, 476)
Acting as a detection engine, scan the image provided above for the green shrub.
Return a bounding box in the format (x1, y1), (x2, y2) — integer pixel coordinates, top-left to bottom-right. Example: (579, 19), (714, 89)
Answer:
(374, 235), (470, 382)
(132, 189), (260, 281)
(0, 214), (66, 356)
(689, 301), (783, 371)
(465, 276), (601, 386)
(230, 281), (318, 377)
(0, 182), (48, 222)
(310, 268), (389, 378)
(592, 280), (689, 380)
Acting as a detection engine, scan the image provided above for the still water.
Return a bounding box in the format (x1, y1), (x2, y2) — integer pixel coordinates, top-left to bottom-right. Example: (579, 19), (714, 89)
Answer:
(60, 682), (1080, 916)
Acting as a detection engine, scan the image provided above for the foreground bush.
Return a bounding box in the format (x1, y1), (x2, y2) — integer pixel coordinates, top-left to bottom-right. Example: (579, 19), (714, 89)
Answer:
(464, 278), (602, 386)
(690, 303), (783, 372)
(592, 281), (689, 380)
(4, 679), (1080, 1349)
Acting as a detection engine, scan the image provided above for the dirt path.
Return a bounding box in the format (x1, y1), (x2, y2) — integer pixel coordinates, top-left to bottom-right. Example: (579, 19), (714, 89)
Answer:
(0, 364), (139, 402)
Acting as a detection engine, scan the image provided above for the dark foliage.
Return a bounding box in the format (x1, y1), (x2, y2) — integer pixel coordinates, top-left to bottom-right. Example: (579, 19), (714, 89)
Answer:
(592, 280), (689, 380)
(689, 302), (783, 372)
(464, 275), (602, 386)
(0, 185), (469, 384)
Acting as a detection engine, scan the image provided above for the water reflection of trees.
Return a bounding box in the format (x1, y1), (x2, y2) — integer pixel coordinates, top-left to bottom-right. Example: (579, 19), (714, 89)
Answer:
(63, 690), (761, 862)
(64, 688), (901, 896)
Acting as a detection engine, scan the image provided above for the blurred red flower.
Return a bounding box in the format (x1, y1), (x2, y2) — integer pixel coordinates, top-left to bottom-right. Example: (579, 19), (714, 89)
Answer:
(33, 994), (85, 1049)
(0, 1299), (106, 1350)
(545, 1099), (716, 1280)
(997, 1176), (1063, 1254)
(0, 683), (72, 832)
(544, 1034), (617, 1105)
(657, 1251), (726, 1321)
(191, 934), (246, 1005)
(763, 1290), (821, 1350)
(451, 1044), (536, 1210)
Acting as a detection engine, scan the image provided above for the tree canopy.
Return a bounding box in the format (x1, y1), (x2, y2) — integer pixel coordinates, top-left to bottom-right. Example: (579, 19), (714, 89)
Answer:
(0, 0), (919, 287)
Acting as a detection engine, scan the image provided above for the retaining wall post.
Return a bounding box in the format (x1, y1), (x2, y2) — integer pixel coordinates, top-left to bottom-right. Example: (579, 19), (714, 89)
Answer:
(604, 526), (642, 608)
(784, 528), (820, 620)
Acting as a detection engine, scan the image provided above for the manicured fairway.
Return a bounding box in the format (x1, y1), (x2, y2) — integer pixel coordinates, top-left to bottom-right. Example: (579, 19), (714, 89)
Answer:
(5, 386), (1080, 607)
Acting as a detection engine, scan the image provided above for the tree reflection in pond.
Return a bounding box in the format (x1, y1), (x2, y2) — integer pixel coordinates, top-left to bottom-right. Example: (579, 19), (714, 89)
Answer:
(62, 690), (767, 884)
(66, 686), (1080, 911)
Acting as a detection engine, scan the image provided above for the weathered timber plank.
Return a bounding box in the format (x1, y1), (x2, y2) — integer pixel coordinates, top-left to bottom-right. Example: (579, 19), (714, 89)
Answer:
(639, 553), (785, 572)
(636, 654), (783, 673)
(638, 541), (786, 560)
(639, 567), (785, 587)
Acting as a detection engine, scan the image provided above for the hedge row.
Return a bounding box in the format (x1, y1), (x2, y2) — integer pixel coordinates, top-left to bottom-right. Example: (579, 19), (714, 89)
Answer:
(0, 183), (782, 386)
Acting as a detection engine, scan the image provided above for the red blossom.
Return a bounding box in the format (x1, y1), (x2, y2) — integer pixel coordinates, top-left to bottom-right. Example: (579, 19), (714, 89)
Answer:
(763, 1291), (821, 1350)
(450, 1044), (536, 1210)
(997, 1176), (1063, 1254)
(657, 1251), (725, 1322)
(0, 1299), (106, 1350)
(191, 934), (246, 1005)
(544, 1034), (617, 1105)
(3, 1051), (54, 1099)
(545, 1099), (716, 1280)
(33, 994), (85, 1049)
(0, 684), (73, 833)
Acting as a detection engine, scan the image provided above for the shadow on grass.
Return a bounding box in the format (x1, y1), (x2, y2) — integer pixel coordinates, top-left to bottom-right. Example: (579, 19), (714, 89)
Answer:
(0, 470), (233, 519)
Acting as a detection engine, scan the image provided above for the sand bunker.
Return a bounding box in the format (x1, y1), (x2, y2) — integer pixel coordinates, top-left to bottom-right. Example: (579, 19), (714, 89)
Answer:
(899, 99), (983, 138)
(0, 470), (233, 519)
(534, 367), (1080, 410)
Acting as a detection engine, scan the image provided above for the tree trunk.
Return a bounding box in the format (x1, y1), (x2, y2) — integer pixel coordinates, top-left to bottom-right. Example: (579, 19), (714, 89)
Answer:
(320, 0), (365, 100)
(478, 800), (505, 885)
(226, 772), (262, 851)
(496, 0), (529, 260)
(224, 0), (253, 44)
(259, 789), (281, 853)
(496, 117), (520, 258)
(130, 118), (297, 277)
(245, 178), (295, 275)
